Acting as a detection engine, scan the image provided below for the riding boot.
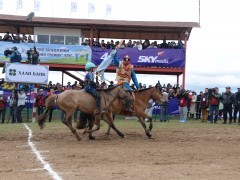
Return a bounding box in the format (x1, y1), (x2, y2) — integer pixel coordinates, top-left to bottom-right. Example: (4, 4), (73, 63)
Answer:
(96, 96), (101, 114)
(125, 99), (134, 112)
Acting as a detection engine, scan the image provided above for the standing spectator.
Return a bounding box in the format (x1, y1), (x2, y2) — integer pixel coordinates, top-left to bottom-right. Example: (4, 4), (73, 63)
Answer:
(160, 89), (169, 122)
(36, 89), (45, 116)
(16, 89), (26, 123)
(27, 46), (39, 64)
(8, 90), (18, 123)
(0, 91), (7, 123)
(189, 91), (197, 119)
(222, 87), (235, 124)
(196, 91), (203, 120)
(177, 89), (189, 123)
(145, 99), (155, 122)
(209, 87), (221, 124)
(200, 88), (209, 123)
(233, 88), (240, 124)
(8, 46), (22, 63)
(46, 88), (55, 122)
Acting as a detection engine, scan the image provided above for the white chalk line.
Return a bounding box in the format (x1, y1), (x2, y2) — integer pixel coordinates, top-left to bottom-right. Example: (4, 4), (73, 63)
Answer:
(23, 123), (62, 180)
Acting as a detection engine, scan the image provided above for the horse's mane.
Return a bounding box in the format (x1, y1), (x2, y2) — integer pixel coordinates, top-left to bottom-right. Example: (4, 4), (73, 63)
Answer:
(97, 84), (121, 92)
(135, 87), (153, 92)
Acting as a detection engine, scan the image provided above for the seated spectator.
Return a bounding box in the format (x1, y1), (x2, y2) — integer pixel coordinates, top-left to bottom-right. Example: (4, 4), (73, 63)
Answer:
(106, 41), (111, 49)
(92, 38), (101, 47)
(120, 40), (126, 49)
(134, 41), (142, 51)
(28, 35), (34, 43)
(65, 82), (72, 90)
(12, 33), (21, 43)
(0, 36), (2, 41)
(100, 40), (106, 49)
(142, 39), (150, 50)
(177, 39), (184, 49)
(148, 42), (157, 48)
(2, 32), (12, 41)
(22, 34), (28, 43)
(160, 36), (168, 48)
(126, 40), (133, 48)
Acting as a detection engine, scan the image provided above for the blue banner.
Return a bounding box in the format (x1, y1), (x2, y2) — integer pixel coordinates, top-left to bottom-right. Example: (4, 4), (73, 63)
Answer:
(92, 47), (185, 68)
(152, 98), (179, 115)
(0, 42), (91, 64)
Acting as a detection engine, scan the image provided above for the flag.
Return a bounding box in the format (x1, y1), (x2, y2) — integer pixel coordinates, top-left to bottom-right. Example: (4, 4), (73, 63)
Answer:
(96, 49), (117, 81)
(34, 0), (40, 11)
(88, 3), (95, 14)
(71, 2), (77, 13)
(16, 0), (23, 9)
(106, 4), (112, 15)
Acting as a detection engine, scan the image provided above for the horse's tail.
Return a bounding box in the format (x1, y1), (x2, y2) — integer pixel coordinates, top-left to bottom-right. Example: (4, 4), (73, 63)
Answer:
(37, 94), (57, 129)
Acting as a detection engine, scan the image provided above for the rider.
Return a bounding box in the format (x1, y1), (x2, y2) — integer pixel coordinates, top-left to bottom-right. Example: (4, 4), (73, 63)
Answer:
(113, 41), (140, 112)
(8, 46), (22, 63)
(84, 62), (102, 114)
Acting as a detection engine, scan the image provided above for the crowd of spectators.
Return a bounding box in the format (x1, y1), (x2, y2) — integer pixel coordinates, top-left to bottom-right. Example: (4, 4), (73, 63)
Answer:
(0, 32), (34, 43)
(81, 36), (184, 50)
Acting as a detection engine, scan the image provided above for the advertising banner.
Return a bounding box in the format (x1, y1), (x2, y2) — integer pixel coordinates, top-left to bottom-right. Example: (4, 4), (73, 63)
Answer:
(92, 47), (185, 68)
(0, 42), (91, 64)
(5, 63), (49, 84)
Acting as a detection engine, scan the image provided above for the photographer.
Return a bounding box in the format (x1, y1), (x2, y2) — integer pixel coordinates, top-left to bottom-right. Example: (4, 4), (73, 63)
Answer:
(8, 46), (22, 63)
(27, 46), (39, 65)
(222, 87), (235, 124)
(208, 87), (221, 124)
(176, 88), (189, 123)
(200, 88), (209, 123)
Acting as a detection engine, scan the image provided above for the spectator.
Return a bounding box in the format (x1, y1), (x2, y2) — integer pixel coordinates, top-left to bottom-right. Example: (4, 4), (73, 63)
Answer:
(100, 40), (106, 49)
(8, 90), (18, 123)
(209, 87), (221, 124)
(200, 88), (209, 123)
(196, 91), (203, 120)
(12, 33), (21, 43)
(65, 82), (72, 90)
(233, 88), (240, 124)
(177, 88), (189, 123)
(108, 81), (114, 88)
(148, 42), (157, 48)
(222, 87), (235, 124)
(142, 39), (150, 50)
(28, 35), (34, 43)
(189, 91), (196, 119)
(22, 34), (28, 43)
(145, 99), (155, 122)
(8, 46), (22, 63)
(160, 36), (168, 48)
(0, 91), (7, 123)
(36, 89), (45, 116)
(46, 88), (55, 122)
(160, 89), (169, 122)
(2, 32), (12, 41)
(134, 41), (142, 51)
(16, 89), (26, 123)
(27, 46), (39, 65)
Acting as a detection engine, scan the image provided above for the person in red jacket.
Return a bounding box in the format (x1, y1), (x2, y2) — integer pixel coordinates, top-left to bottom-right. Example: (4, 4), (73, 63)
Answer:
(36, 89), (45, 116)
(0, 90), (7, 123)
(176, 88), (189, 123)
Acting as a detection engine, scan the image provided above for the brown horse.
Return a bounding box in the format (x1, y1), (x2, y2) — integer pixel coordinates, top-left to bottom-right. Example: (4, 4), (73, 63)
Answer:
(37, 85), (126, 141)
(85, 86), (164, 139)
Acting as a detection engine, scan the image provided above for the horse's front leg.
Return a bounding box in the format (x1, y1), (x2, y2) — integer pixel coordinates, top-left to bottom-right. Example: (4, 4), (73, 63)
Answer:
(137, 113), (153, 139)
(103, 112), (124, 138)
(62, 113), (81, 141)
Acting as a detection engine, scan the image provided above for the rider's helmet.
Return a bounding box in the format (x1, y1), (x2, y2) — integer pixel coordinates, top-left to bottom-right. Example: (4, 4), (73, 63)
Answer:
(85, 62), (96, 71)
(123, 55), (130, 61)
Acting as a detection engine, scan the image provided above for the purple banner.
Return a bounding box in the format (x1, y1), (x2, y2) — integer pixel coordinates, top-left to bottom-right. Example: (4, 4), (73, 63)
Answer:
(152, 98), (179, 115)
(91, 47), (185, 68)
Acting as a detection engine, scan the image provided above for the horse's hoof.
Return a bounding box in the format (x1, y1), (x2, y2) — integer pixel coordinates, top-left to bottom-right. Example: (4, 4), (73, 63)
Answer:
(89, 136), (95, 140)
(82, 128), (87, 135)
(148, 136), (154, 139)
(120, 134), (124, 138)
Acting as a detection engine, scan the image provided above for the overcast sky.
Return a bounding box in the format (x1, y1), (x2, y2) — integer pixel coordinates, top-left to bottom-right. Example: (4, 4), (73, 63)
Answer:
(0, 0), (239, 93)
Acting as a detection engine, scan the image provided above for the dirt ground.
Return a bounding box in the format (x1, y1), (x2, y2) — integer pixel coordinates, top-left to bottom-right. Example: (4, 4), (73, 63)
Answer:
(1, 123), (240, 180)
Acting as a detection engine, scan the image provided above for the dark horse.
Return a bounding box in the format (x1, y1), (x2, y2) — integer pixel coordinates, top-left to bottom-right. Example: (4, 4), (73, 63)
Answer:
(83, 85), (164, 139)
(37, 85), (126, 141)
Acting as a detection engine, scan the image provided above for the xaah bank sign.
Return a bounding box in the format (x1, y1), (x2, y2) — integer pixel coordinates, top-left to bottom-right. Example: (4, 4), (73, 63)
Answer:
(5, 63), (49, 84)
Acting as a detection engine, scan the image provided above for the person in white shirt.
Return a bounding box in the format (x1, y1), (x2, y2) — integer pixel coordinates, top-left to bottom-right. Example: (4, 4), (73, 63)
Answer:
(144, 99), (155, 122)
(16, 89), (26, 123)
